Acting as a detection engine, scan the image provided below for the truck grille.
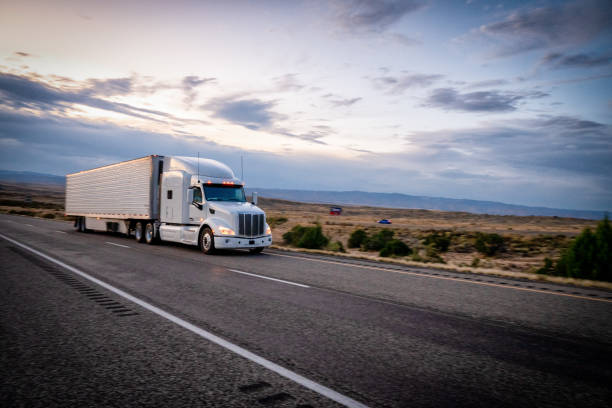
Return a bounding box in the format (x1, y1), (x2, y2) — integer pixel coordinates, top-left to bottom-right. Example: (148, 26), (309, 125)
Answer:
(238, 213), (265, 237)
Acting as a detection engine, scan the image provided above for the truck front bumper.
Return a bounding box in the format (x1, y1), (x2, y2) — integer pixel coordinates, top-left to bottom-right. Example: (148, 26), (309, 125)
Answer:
(215, 235), (272, 249)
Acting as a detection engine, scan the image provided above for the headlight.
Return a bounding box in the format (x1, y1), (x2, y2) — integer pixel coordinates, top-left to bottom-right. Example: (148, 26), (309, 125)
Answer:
(217, 226), (235, 235)
(265, 225), (271, 235)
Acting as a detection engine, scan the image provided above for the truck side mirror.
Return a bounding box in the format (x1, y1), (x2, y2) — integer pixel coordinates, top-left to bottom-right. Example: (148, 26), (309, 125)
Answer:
(188, 189), (203, 210)
(252, 192), (258, 206)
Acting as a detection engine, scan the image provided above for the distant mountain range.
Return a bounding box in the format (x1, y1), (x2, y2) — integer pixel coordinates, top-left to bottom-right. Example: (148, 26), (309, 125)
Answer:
(0, 170), (605, 219)
(0, 170), (65, 185)
(247, 188), (607, 220)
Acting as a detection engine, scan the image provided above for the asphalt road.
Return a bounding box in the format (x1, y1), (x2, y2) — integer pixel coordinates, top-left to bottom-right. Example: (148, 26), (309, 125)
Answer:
(1, 213), (611, 408)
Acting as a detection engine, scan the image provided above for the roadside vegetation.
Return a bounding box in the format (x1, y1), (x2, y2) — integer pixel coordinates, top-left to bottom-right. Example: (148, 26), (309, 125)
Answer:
(537, 216), (611, 282)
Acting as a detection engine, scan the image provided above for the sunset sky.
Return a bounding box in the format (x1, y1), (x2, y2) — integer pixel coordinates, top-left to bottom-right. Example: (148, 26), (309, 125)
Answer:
(0, 0), (611, 211)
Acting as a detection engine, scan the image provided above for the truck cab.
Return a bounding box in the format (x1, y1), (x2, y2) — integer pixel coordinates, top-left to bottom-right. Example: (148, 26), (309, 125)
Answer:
(157, 157), (272, 253)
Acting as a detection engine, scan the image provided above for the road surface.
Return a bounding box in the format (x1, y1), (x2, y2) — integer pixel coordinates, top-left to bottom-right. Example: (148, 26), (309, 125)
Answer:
(1, 213), (611, 407)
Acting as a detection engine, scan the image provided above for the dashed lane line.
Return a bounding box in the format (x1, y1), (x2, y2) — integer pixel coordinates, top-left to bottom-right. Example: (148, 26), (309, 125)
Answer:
(106, 242), (130, 249)
(228, 269), (310, 288)
(268, 252), (612, 304)
(0, 233), (369, 408)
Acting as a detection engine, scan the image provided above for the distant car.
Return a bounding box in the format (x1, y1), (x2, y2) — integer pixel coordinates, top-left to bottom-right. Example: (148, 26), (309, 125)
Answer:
(378, 219), (392, 224)
(329, 206), (342, 215)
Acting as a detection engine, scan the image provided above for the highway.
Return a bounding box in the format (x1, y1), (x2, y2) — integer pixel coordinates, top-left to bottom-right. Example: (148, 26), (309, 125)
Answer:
(1, 213), (611, 407)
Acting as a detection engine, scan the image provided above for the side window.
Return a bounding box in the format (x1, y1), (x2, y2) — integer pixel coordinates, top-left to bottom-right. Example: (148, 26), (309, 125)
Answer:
(193, 188), (203, 203)
(167, 190), (173, 199)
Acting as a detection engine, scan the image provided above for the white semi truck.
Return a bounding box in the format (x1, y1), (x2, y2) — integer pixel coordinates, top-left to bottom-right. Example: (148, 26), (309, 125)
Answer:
(65, 155), (272, 254)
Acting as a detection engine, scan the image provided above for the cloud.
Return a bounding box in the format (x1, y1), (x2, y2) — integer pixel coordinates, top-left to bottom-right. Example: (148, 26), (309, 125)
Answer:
(202, 97), (283, 130)
(333, 0), (425, 33)
(466, 79), (509, 89)
(470, 0), (612, 57)
(330, 97), (362, 107)
(388, 33), (422, 47)
(181, 75), (216, 105)
(540, 52), (612, 69)
(182, 75), (216, 90)
(425, 87), (548, 112)
(372, 73), (443, 94)
(14, 52), (31, 57)
(85, 77), (133, 96)
(272, 73), (304, 92)
(0, 72), (171, 121)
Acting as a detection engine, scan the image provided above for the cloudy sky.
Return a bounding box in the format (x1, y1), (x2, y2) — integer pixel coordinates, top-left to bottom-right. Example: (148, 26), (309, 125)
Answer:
(0, 0), (611, 211)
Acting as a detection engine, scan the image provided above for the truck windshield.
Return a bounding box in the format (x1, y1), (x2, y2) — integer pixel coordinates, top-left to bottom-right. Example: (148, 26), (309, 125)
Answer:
(203, 185), (246, 202)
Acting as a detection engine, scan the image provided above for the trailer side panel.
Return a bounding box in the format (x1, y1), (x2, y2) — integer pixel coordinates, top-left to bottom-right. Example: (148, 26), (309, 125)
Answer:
(66, 156), (159, 219)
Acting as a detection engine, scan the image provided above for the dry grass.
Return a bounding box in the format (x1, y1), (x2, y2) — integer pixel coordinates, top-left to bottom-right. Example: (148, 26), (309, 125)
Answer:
(258, 197), (599, 279)
(2, 183), (606, 288)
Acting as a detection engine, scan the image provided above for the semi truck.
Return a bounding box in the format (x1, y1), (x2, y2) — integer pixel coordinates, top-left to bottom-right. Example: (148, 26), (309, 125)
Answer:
(65, 155), (272, 254)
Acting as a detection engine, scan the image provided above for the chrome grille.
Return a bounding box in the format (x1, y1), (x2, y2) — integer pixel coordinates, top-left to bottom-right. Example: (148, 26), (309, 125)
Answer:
(238, 213), (264, 237)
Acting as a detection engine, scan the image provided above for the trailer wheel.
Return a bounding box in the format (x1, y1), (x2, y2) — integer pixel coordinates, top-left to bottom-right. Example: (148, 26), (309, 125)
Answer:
(199, 227), (215, 254)
(144, 223), (156, 245)
(249, 247), (264, 254)
(134, 222), (145, 243)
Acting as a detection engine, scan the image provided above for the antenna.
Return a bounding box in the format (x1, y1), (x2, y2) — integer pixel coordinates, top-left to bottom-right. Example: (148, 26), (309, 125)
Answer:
(197, 151), (200, 183)
(241, 155), (244, 181)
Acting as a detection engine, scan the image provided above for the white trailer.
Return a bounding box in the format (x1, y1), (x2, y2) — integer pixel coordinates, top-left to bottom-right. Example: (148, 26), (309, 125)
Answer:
(65, 155), (272, 254)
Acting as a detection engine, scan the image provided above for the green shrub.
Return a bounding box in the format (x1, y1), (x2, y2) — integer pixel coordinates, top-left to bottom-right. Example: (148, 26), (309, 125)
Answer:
(328, 241), (346, 252)
(475, 232), (504, 256)
(298, 225), (329, 249)
(283, 224), (329, 249)
(379, 239), (411, 257)
(423, 232), (451, 252)
(267, 216), (288, 227)
(42, 213), (55, 219)
(536, 257), (555, 275)
(348, 229), (368, 248)
(363, 229), (394, 251)
(554, 215), (612, 281)
(282, 225), (306, 245)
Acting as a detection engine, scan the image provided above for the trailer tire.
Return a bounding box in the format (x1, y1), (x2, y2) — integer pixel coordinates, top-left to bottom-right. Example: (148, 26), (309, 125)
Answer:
(199, 227), (215, 254)
(134, 222), (145, 243)
(144, 222), (156, 245)
(249, 247), (264, 254)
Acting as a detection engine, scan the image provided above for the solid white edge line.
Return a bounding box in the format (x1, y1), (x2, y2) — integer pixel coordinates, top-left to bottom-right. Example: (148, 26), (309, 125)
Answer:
(106, 242), (130, 248)
(0, 233), (368, 408)
(228, 269), (310, 288)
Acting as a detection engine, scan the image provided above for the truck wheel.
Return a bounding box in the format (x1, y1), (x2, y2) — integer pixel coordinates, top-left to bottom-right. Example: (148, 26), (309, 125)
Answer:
(249, 247), (264, 254)
(134, 222), (145, 243)
(144, 223), (156, 245)
(199, 227), (215, 254)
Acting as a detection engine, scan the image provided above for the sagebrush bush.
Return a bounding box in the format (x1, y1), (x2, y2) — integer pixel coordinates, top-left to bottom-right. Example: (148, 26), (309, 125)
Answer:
(423, 232), (451, 252)
(363, 229), (394, 251)
(328, 240), (346, 252)
(348, 229), (368, 248)
(475, 232), (504, 256)
(282, 224), (329, 249)
(379, 239), (411, 257)
(267, 216), (288, 227)
(553, 215), (611, 281)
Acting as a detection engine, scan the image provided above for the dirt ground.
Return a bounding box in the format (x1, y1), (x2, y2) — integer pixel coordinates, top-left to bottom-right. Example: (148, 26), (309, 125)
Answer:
(0, 182), (601, 281)
(257, 197), (598, 276)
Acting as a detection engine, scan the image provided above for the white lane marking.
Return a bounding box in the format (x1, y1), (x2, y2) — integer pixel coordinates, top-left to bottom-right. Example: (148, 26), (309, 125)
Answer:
(106, 242), (130, 248)
(268, 252), (612, 304)
(228, 269), (310, 288)
(24, 224), (34, 227)
(0, 233), (368, 408)
(56, 231), (67, 234)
